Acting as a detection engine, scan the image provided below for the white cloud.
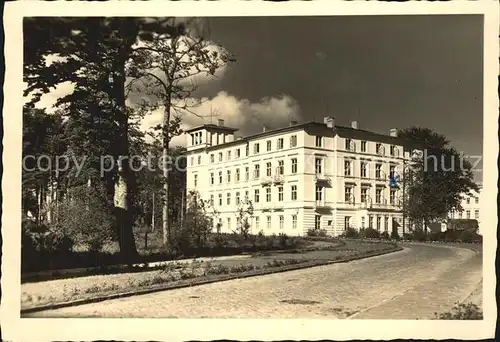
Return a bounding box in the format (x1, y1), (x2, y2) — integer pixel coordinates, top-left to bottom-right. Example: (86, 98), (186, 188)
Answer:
(24, 81), (75, 113)
(139, 91), (302, 147)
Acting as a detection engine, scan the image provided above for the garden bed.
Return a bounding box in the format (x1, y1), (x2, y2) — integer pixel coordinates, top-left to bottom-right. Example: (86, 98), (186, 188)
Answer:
(21, 232), (314, 276)
(21, 241), (400, 313)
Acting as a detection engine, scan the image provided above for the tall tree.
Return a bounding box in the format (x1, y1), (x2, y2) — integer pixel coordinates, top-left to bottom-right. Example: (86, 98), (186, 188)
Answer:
(22, 107), (67, 223)
(398, 127), (478, 233)
(23, 17), (185, 261)
(127, 18), (234, 246)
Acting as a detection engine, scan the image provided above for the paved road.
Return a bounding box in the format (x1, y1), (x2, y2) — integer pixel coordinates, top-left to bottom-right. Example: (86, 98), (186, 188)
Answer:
(27, 243), (482, 319)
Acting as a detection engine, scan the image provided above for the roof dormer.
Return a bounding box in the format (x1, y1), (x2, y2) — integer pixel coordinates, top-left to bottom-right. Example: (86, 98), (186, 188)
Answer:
(185, 119), (239, 152)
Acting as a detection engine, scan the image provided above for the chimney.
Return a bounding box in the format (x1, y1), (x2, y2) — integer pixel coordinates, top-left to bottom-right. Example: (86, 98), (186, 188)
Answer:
(290, 120), (298, 126)
(351, 121), (359, 129)
(263, 125), (268, 132)
(324, 116), (335, 129)
(389, 128), (398, 137)
(217, 119), (224, 127)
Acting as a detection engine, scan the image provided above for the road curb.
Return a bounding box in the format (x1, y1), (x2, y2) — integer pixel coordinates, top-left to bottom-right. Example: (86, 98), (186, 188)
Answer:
(21, 245), (402, 315)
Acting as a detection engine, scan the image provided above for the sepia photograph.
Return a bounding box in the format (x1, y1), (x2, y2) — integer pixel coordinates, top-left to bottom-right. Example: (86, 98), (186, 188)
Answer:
(2, 1), (498, 341)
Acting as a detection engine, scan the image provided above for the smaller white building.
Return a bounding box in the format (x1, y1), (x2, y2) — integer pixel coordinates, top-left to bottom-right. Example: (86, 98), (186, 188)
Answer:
(447, 186), (482, 234)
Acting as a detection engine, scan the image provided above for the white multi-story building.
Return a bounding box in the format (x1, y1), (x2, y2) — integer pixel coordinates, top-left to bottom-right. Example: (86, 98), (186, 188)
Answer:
(185, 117), (418, 237)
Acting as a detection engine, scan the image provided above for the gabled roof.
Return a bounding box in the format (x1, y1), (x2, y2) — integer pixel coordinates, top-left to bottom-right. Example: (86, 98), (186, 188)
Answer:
(184, 124), (239, 134)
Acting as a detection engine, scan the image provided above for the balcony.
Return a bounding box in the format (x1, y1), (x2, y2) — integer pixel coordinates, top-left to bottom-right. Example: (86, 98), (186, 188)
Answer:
(273, 203), (284, 211)
(260, 177), (272, 185)
(359, 200), (370, 209)
(342, 194), (356, 206)
(315, 173), (331, 185)
(272, 174), (284, 184)
(315, 200), (331, 209)
(260, 203), (273, 212)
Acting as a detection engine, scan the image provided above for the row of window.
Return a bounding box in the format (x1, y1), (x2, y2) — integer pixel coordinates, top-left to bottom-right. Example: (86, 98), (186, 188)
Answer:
(450, 209), (480, 219)
(313, 215), (395, 231)
(209, 185), (299, 206)
(336, 160), (398, 179)
(193, 159), (399, 187)
(465, 197), (480, 204)
(204, 184), (398, 207)
(343, 186), (399, 204)
(190, 131), (232, 146)
(203, 159), (298, 185)
(358, 215), (391, 231)
(218, 215), (297, 231)
(344, 139), (400, 156)
(191, 136), (401, 166)
(204, 137), (292, 165)
(218, 214), (399, 232)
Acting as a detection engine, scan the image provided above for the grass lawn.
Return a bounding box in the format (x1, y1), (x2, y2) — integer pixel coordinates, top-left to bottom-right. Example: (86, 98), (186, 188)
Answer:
(21, 240), (398, 311)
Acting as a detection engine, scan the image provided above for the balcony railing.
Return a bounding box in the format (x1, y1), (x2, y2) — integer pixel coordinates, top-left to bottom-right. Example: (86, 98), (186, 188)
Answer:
(315, 200), (331, 208)
(359, 200), (370, 209)
(315, 173), (331, 184)
(273, 174), (284, 184)
(273, 203), (284, 211)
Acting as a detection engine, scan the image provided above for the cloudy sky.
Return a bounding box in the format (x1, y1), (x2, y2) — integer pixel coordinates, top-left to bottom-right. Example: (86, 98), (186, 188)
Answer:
(30, 15), (483, 180)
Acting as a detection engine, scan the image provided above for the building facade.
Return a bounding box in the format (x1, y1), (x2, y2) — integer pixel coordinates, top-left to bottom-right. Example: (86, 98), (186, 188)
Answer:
(185, 117), (418, 237)
(447, 186), (482, 233)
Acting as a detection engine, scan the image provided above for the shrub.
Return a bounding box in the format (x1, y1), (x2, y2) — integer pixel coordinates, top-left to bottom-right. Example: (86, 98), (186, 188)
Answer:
(458, 230), (482, 243)
(56, 185), (115, 252)
(380, 231), (390, 240)
(390, 230), (400, 240)
(403, 233), (413, 241)
(265, 259), (285, 268)
(306, 228), (327, 237)
(429, 231), (444, 242)
(253, 230), (266, 245)
(173, 191), (213, 252)
(212, 232), (229, 248)
(22, 218), (74, 254)
(360, 228), (380, 239)
(229, 264), (257, 273)
(410, 229), (427, 242)
(278, 233), (289, 249)
(435, 302), (482, 320)
(205, 264), (230, 275)
(234, 199), (254, 239)
(343, 227), (360, 238)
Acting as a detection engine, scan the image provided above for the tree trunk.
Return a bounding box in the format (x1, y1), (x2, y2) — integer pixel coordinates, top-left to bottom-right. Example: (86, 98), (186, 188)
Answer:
(55, 177), (59, 224)
(35, 185), (40, 225)
(162, 102), (171, 246)
(112, 58), (138, 262)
